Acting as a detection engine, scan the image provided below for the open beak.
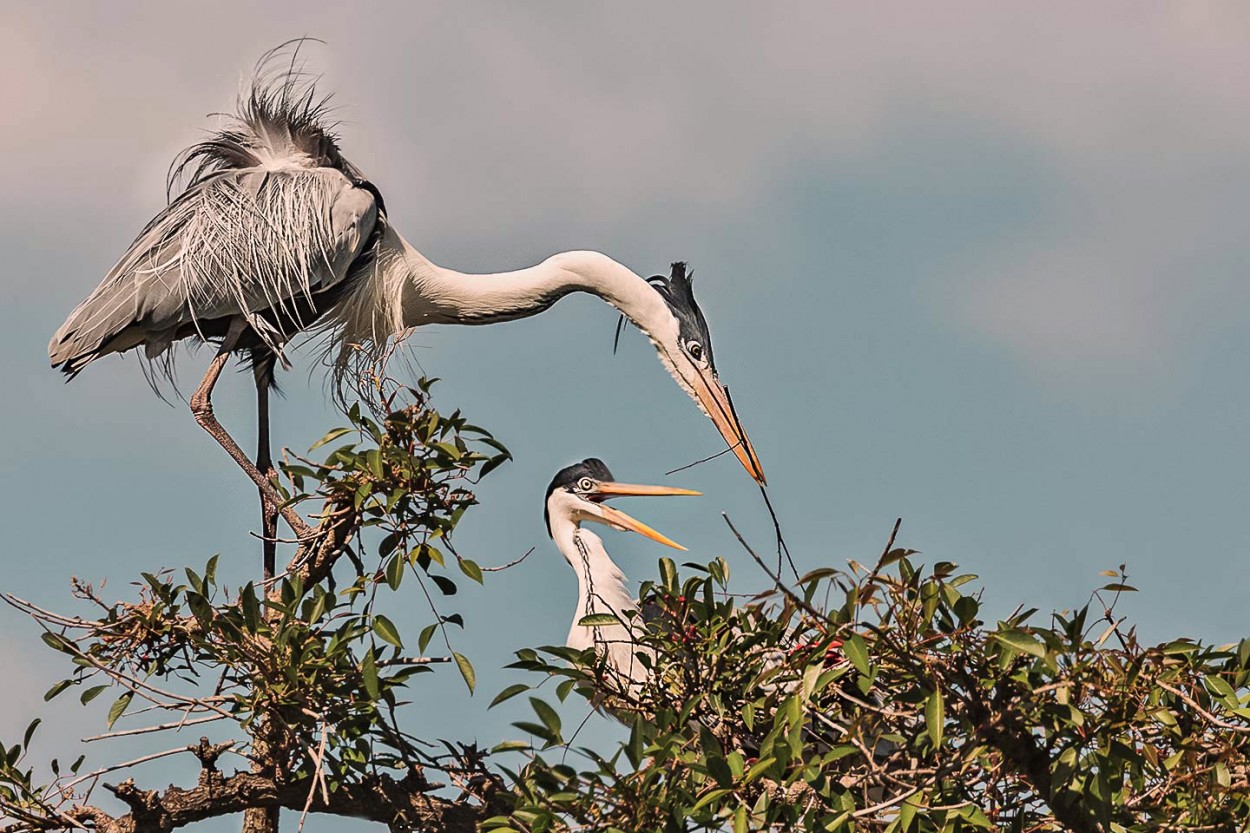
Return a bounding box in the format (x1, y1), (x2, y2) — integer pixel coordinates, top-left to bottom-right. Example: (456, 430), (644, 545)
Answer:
(693, 375), (767, 485)
(590, 481), (701, 551)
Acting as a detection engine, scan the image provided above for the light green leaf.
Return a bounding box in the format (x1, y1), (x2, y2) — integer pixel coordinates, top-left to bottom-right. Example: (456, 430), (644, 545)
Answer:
(578, 613), (621, 627)
(459, 559), (484, 584)
(994, 628), (1046, 658)
(454, 652), (476, 694)
(309, 426), (353, 451)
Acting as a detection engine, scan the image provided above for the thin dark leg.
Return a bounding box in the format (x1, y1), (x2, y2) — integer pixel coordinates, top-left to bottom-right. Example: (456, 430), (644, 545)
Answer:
(255, 369), (277, 581)
(189, 340), (310, 540)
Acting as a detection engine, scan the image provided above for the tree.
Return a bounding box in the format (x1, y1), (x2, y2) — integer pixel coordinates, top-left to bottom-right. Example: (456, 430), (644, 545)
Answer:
(0, 378), (512, 832)
(2, 384), (1248, 833)
(495, 528), (1250, 832)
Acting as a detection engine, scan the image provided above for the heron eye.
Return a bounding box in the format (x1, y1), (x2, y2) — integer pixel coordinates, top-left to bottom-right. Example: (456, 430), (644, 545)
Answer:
(687, 341), (704, 361)
(577, 477), (595, 492)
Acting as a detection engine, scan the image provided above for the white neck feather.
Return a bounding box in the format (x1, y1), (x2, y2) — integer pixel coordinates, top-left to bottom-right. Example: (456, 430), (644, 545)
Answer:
(549, 515), (651, 684)
(328, 226), (676, 367)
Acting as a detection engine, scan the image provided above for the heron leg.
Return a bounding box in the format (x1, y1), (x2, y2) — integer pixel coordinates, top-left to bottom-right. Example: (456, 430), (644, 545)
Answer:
(255, 367), (277, 581)
(189, 336), (311, 541)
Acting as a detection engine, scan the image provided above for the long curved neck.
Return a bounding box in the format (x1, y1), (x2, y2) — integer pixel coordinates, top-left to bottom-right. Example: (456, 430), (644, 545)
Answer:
(391, 232), (669, 330)
(550, 516), (654, 691)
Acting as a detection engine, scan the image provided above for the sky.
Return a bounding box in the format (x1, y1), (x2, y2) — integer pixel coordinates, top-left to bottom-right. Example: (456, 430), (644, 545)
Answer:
(3, 2), (1250, 830)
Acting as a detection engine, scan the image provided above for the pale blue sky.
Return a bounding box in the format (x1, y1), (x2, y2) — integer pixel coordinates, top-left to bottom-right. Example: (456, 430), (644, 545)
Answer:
(2, 3), (1249, 830)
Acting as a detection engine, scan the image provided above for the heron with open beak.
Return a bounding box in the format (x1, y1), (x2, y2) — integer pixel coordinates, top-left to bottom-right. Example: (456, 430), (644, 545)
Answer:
(544, 457), (698, 686)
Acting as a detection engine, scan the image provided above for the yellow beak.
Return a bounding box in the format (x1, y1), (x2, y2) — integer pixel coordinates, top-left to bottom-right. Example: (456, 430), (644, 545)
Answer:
(692, 375), (766, 485)
(591, 481), (701, 551)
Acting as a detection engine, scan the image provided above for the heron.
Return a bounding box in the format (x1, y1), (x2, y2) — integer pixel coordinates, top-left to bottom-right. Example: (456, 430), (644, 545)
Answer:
(47, 43), (765, 578)
(544, 457), (899, 784)
(544, 457), (701, 688)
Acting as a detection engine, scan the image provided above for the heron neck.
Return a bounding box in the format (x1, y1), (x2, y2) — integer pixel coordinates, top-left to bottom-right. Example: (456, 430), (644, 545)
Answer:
(551, 522), (638, 649)
(395, 236), (669, 332)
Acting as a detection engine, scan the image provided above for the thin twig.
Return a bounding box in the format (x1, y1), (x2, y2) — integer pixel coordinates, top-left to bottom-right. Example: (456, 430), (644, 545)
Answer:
(664, 446), (736, 477)
(62, 743), (224, 791)
(480, 547), (536, 573)
(852, 786), (919, 818)
(1156, 681), (1250, 734)
(83, 714), (226, 743)
(297, 722), (330, 833)
(722, 513), (824, 622)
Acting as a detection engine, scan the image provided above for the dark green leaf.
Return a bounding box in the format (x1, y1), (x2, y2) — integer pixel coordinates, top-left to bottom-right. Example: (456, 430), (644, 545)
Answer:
(489, 684), (531, 709)
(107, 692), (133, 728)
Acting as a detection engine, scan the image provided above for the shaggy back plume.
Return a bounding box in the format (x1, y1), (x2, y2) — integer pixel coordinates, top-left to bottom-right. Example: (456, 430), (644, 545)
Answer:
(168, 39), (360, 196)
(47, 38), (383, 396)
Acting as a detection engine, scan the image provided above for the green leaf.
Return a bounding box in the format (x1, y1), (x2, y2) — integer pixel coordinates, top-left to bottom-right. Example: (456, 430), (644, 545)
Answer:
(659, 557), (677, 591)
(417, 623), (438, 655)
(309, 426), (353, 451)
(1205, 674), (1238, 706)
(690, 788), (732, 814)
(107, 692), (133, 728)
(994, 628), (1046, 658)
(80, 685), (108, 705)
(926, 689), (944, 748)
(529, 697), (562, 740)
(489, 684), (531, 709)
(577, 613), (621, 627)
(362, 651), (380, 699)
(743, 756), (776, 783)
(241, 583), (260, 633)
(40, 632), (75, 654)
(458, 559), (484, 584)
(44, 679), (73, 702)
(23, 719), (41, 749)
(843, 633), (870, 676)
(1100, 583), (1139, 593)
(454, 652), (476, 694)
(384, 554), (405, 590)
(372, 615), (404, 649)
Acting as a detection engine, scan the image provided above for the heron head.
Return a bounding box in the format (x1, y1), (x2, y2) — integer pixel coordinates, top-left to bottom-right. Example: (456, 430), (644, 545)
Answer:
(544, 458), (700, 550)
(641, 263), (766, 485)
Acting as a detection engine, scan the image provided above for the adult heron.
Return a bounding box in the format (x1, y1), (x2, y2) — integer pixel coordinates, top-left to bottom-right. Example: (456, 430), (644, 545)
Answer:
(48, 44), (765, 576)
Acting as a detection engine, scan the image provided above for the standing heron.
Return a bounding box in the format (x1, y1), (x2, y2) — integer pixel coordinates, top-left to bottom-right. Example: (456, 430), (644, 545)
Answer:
(48, 43), (764, 578)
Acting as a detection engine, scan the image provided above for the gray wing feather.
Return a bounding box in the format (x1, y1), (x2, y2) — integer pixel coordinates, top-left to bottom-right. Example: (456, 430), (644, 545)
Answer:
(49, 166), (376, 374)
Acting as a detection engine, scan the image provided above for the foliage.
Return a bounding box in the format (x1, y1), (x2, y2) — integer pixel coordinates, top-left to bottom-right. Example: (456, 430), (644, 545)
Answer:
(4, 380), (1250, 833)
(490, 536), (1250, 833)
(0, 379), (511, 833)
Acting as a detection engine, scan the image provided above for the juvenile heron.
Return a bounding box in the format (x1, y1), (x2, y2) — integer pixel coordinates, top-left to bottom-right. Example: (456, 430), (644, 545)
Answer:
(544, 458), (898, 782)
(544, 457), (700, 687)
(48, 43), (764, 576)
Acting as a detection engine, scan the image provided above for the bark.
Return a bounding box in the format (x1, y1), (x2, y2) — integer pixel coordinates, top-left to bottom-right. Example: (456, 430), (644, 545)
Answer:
(62, 767), (494, 833)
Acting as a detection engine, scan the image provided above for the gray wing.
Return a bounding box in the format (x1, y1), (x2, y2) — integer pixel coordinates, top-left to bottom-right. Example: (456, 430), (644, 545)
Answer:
(49, 166), (377, 375)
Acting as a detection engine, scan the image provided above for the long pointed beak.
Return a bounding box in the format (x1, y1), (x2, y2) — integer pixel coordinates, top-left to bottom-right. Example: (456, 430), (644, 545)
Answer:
(594, 482), (703, 498)
(596, 504), (688, 551)
(693, 376), (767, 485)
